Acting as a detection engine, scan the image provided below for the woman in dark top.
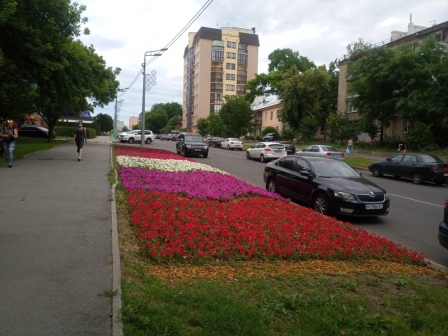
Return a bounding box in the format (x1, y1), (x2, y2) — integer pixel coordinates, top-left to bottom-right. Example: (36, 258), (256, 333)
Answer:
(73, 120), (87, 161)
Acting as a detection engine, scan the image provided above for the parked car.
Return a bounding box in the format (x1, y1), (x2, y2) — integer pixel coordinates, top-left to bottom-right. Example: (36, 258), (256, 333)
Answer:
(264, 156), (390, 217)
(160, 134), (169, 140)
(368, 153), (448, 185)
(154, 134), (161, 139)
(176, 132), (208, 158)
(246, 142), (287, 163)
(18, 126), (56, 139)
(262, 133), (279, 141)
(297, 144), (345, 161)
(171, 134), (179, 141)
(220, 138), (243, 151)
(438, 199), (448, 250)
(208, 137), (225, 148)
(275, 141), (296, 155)
(119, 130), (154, 144)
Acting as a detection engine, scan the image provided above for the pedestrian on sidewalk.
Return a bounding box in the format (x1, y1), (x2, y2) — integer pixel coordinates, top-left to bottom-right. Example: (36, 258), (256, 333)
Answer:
(346, 137), (354, 156)
(73, 120), (87, 161)
(1, 119), (18, 168)
(399, 137), (407, 153)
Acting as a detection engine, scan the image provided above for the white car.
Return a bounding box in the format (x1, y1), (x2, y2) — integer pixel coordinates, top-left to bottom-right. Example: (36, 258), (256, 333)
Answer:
(220, 138), (243, 151)
(119, 130), (154, 144)
(246, 142), (287, 163)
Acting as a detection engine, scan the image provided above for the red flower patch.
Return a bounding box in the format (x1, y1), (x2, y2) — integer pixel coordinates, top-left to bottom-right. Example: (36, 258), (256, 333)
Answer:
(127, 189), (426, 265)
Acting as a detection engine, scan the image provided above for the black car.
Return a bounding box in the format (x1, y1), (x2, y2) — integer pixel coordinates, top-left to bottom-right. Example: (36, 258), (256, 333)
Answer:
(438, 199), (448, 250)
(368, 153), (448, 185)
(275, 141), (296, 155)
(264, 156), (390, 217)
(18, 126), (56, 139)
(262, 133), (279, 141)
(208, 137), (225, 148)
(176, 132), (209, 158)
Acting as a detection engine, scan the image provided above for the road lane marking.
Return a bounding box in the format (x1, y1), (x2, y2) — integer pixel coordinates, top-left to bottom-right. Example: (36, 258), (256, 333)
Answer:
(389, 193), (444, 208)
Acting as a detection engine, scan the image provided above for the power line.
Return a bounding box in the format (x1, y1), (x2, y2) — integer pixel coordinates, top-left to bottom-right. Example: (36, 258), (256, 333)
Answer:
(120, 0), (214, 96)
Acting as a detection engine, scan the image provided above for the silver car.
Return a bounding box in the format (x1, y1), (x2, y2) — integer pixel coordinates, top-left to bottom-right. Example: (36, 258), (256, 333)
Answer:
(220, 138), (243, 151)
(246, 142), (287, 163)
(296, 144), (345, 161)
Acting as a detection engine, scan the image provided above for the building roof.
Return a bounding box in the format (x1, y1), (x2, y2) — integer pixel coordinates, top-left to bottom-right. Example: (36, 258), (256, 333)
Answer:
(251, 95), (282, 111)
(191, 27), (260, 46)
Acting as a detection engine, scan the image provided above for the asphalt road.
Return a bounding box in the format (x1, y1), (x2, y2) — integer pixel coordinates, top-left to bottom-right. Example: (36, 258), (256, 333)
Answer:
(146, 140), (448, 268)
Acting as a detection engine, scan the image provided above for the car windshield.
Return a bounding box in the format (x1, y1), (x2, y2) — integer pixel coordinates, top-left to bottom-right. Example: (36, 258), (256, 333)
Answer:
(312, 160), (360, 178)
(320, 146), (339, 152)
(268, 144), (285, 149)
(420, 154), (443, 163)
(229, 138), (239, 141)
(186, 135), (204, 142)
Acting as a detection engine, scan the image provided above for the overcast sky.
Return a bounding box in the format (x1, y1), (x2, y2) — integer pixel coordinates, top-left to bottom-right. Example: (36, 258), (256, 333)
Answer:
(76, 0), (448, 128)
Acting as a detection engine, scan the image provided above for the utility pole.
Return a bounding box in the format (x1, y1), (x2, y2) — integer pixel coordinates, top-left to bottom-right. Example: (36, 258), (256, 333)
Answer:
(113, 88), (128, 138)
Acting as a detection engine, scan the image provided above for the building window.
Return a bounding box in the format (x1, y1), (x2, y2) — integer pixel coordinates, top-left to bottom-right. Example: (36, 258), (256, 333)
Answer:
(226, 52), (236, 59)
(346, 101), (358, 113)
(270, 111), (273, 120)
(265, 112), (267, 121)
(226, 63), (236, 70)
(211, 50), (224, 62)
(226, 73), (235, 81)
(210, 104), (222, 113)
(238, 53), (247, 64)
(210, 83), (223, 92)
(403, 120), (412, 133)
(225, 84), (235, 91)
(227, 41), (236, 48)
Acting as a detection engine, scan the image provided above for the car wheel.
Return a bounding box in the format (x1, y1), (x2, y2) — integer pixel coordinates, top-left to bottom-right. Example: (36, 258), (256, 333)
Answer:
(411, 172), (422, 184)
(246, 151), (251, 160)
(182, 148), (188, 157)
(266, 178), (277, 193)
(313, 193), (330, 215)
(203, 153), (208, 158)
(128, 138), (134, 144)
(260, 154), (266, 163)
(227, 145), (230, 150)
(145, 138), (152, 144)
(239, 148), (242, 151)
(372, 167), (382, 177)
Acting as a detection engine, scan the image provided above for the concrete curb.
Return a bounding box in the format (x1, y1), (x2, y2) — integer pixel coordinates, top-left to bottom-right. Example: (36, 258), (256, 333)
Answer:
(111, 148), (123, 336)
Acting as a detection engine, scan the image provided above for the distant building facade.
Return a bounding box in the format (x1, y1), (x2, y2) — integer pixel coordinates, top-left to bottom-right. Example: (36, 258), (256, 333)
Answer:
(129, 116), (139, 129)
(182, 26), (259, 132)
(338, 16), (448, 139)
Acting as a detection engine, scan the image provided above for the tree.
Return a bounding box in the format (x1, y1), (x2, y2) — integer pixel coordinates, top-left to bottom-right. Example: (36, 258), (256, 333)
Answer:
(347, 46), (396, 144)
(196, 118), (209, 136)
(219, 95), (253, 137)
(280, 66), (331, 132)
(146, 102), (182, 133)
(347, 37), (448, 146)
(0, 0), (119, 140)
(206, 113), (226, 137)
(146, 109), (168, 133)
(245, 48), (316, 103)
(95, 113), (113, 133)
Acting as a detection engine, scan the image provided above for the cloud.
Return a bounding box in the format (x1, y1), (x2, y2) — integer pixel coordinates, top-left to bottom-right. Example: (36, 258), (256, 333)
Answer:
(76, 0), (448, 127)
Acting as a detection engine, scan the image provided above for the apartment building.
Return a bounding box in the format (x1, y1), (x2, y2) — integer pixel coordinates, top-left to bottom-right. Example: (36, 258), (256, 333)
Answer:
(251, 95), (283, 137)
(129, 116), (139, 129)
(182, 26), (259, 131)
(338, 16), (448, 137)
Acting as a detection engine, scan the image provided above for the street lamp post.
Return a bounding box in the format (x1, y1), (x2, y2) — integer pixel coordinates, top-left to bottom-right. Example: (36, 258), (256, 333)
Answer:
(141, 48), (167, 146)
(114, 88), (128, 139)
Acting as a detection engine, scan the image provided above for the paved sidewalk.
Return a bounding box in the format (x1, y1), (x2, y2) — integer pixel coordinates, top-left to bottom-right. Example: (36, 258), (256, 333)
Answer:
(0, 136), (119, 335)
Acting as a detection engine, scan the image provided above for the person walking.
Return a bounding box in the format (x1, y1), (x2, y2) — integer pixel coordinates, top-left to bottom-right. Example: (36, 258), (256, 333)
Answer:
(1, 119), (18, 168)
(347, 137), (353, 156)
(73, 120), (87, 161)
(399, 137), (407, 153)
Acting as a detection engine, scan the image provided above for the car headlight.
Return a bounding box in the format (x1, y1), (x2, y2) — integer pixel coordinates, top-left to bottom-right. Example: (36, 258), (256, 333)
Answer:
(186, 145), (192, 148)
(203, 146), (208, 149)
(334, 191), (355, 200)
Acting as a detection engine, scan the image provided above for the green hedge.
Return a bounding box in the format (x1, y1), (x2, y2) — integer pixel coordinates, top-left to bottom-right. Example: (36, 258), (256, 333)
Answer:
(54, 126), (96, 138)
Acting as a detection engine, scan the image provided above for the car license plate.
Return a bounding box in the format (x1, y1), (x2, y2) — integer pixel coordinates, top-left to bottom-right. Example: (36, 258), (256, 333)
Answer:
(365, 204), (383, 210)
(275, 150), (281, 153)
(444, 173), (448, 176)
(194, 149), (202, 151)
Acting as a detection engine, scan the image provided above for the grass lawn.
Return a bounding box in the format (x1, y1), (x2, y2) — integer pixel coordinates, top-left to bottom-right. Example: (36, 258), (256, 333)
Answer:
(113, 146), (448, 336)
(11, 137), (69, 161)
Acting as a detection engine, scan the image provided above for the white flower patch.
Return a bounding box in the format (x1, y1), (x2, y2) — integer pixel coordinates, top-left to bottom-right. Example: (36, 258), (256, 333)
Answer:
(117, 156), (229, 174)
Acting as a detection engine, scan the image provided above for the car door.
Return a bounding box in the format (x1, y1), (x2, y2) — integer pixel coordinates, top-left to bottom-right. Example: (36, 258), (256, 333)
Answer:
(397, 154), (418, 178)
(290, 158), (314, 203)
(250, 143), (261, 158)
(382, 154), (404, 176)
(275, 157), (298, 198)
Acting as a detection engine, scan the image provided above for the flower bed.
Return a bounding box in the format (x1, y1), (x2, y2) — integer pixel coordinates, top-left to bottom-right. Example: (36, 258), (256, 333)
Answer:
(115, 145), (427, 265)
